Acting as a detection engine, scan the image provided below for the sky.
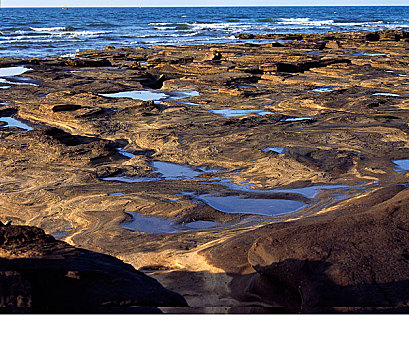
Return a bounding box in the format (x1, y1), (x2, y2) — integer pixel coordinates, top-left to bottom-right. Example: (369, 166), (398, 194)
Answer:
(2, 0), (409, 7)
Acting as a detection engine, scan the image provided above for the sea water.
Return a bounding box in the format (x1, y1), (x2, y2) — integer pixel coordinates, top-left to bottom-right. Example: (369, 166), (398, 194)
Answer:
(0, 7), (408, 58)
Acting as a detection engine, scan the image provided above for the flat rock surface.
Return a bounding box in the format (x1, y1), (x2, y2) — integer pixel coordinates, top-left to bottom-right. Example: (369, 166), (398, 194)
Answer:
(1, 30), (409, 312)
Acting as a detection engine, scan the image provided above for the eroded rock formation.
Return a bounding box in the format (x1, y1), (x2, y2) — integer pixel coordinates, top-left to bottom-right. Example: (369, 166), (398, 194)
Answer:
(0, 224), (187, 313)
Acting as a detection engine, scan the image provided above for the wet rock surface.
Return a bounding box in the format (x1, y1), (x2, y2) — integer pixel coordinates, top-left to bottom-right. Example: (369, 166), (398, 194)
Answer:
(1, 30), (409, 313)
(0, 224), (187, 313)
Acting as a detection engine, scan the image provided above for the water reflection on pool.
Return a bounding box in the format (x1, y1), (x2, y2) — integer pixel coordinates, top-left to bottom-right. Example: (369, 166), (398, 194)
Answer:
(194, 193), (305, 216)
(121, 212), (217, 233)
(0, 116), (33, 132)
(101, 90), (199, 103)
(0, 66), (32, 77)
(211, 109), (272, 117)
(262, 147), (287, 154)
(393, 159), (409, 172)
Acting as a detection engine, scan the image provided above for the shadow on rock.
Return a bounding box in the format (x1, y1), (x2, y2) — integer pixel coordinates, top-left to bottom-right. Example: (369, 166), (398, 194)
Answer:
(0, 225), (187, 313)
(253, 259), (409, 313)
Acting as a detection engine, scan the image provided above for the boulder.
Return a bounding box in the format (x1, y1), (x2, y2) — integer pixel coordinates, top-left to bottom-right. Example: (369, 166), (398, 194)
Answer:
(0, 225), (187, 313)
(248, 186), (409, 313)
(365, 32), (380, 41)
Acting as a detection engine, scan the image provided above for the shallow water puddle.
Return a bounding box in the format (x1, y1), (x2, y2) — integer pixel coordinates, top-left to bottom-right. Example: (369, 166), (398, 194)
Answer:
(154, 161), (220, 179)
(121, 211), (217, 233)
(51, 231), (71, 239)
(0, 66), (32, 77)
(0, 66), (38, 87)
(283, 116), (313, 122)
(267, 184), (350, 199)
(117, 148), (136, 158)
(167, 90), (199, 100)
(101, 90), (199, 102)
(211, 109), (272, 117)
(101, 90), (168, 101)
(179, 101), (200, 106)
(393, 159), (409, 172)
(188, 192), (305, 217)
(238, 85), (266, 89)
(312, 87), (334, 93)
(209, 178), (350, 199)
(184, 220), (217, 229)
(262, 147), (287, 154)
(102, 159), (219, 183)
(373, 93), (400, 97)
(152, 161), (203, 179)
(0, 77), (39, 87)
(101, 176), (160, 183)
(353, 52), (387, 57)
(0, 116), (33, 132)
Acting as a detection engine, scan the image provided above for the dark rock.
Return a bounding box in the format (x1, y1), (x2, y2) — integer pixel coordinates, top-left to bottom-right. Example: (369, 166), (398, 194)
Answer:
(366, 32), (380, 41)
(236, 34), (255, 39)
(199, 50), (222, 62)
(0, 225), (187, 313)
(261, 58), (351, 74)
(143, 74), (167, 89)
(248, 186), (409, 313)
(51, 104), (82, 112)
(64, 58), (112, 67)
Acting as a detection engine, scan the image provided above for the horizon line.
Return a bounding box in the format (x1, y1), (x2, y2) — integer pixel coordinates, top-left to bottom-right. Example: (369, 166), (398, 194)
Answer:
(1, 5), (409, 8)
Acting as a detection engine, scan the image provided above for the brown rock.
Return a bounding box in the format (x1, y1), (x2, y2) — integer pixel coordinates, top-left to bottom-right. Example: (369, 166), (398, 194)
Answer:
(248, 186), (409, 313)
(325, 40), (341, 49)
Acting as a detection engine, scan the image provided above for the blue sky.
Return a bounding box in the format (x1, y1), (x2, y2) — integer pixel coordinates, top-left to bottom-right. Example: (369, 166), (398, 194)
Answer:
(2, 0), (408, 6)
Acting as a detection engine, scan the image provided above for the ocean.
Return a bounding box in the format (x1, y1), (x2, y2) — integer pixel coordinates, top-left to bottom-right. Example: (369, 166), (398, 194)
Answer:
(0, 6), (408, 58)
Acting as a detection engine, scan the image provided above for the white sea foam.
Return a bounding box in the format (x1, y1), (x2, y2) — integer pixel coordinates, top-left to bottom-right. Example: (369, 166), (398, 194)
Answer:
(279, 17), (334, 26)
(30, 26), (66, 32)
(30, 26), (110, 38)
(149, 22), (174, 26)
(60, 49), (80, 58)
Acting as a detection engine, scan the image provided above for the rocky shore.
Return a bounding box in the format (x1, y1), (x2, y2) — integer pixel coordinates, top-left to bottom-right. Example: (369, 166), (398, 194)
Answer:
(0, 224), (187, 313)
(0, 30), (409, 313)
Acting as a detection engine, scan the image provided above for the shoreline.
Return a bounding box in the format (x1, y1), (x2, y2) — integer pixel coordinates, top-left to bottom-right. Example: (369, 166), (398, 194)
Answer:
(1, 29), (409, 312)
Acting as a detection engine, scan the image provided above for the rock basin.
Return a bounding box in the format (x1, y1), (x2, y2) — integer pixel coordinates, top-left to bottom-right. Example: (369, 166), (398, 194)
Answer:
(312, 87), (334, 93)
(262, 147), (287, 154)
(0, 66), (32, 77)
(187, 193), (305, 217)
(373, 93), (401, 97)
(393, 159), (409, 172)
(121, 212), (218, 233)
(101, 90), (199, 103)
(0, 116), (33, 132)
(211, 109), (272, 117)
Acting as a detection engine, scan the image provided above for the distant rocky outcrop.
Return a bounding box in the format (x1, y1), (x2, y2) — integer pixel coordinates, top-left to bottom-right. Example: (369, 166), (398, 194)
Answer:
(0, 224), (187, 313)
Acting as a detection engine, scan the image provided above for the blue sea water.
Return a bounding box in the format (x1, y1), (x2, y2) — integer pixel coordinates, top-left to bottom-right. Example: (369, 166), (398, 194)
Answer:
(0, 6), (408, 58)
